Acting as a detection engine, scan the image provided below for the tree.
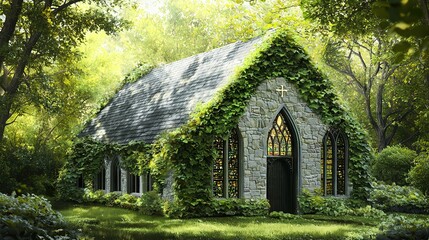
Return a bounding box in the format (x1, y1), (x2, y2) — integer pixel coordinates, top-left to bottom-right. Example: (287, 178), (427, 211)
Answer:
(0, 0), (126, 143)
(301, 0), (428, 151)
(323, 33), (421, 151)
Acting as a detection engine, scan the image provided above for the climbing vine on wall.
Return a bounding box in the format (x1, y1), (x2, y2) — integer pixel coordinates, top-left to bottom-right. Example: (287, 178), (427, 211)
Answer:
(59, 29), (372, 216)
(151, 29), (372, 216)
(57, 138), (150, 201)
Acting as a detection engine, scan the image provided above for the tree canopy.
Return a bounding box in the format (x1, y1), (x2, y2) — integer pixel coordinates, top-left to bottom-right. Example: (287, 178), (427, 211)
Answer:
(0, 0), (127, 143)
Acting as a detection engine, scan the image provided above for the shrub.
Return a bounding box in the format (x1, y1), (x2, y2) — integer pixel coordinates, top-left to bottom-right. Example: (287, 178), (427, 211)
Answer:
(83, 189), (106, 204)
(140, 191), (163, 216)
(369, 182), (428, 213)
(299, 189), (386, 218)
(0, 139), (64, 196)
(102, 192), (122, 206)
(376, 215), (429, 240)
(299, 189), (350, 216)
(352, 205), (386, 218)
(0, 193), (77, 239)
(114, 194), (139, 210)
(164, 198), (270, 218)
(372, 146), (417, 185)
(408, 152), (429, 195)
(211, 198), (270, 217)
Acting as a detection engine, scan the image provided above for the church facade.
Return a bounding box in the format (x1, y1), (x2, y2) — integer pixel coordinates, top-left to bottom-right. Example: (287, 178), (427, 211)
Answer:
(79, 30), (369, 214)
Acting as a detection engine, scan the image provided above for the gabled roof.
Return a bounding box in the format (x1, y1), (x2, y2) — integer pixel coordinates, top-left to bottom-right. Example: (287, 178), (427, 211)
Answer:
(80, 37), (263, 144)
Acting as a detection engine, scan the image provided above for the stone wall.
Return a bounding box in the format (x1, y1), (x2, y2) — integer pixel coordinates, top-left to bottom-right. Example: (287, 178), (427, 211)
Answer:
(102, 77), (329, 201)
(238, 77), (328, 199)
(105, 157), (112, 192)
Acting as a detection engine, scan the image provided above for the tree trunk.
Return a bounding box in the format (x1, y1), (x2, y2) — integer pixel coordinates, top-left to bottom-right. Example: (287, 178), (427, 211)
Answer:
(377, 128), (388, 152)
(0, 95), (12, 143)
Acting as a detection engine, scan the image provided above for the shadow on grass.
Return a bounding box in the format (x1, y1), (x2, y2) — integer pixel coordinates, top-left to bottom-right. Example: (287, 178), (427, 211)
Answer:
(55, 202), (378, 240)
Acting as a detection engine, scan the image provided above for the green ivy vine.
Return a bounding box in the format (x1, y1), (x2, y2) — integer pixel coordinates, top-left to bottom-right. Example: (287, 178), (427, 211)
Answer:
(59, 29), (372, 216)
(57, 138), (150, 201)
(149, 29), (372, 216)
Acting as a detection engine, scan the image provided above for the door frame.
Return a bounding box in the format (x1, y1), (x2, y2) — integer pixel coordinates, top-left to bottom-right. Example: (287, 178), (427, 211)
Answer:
(264, 105), (301, 213)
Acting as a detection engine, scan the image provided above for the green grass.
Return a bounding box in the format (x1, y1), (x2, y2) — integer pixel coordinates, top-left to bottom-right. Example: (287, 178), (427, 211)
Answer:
(55, 202), (382, 240)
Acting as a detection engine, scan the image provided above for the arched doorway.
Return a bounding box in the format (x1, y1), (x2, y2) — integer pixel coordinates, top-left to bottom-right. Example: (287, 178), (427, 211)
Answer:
(267, 109), (297, 213)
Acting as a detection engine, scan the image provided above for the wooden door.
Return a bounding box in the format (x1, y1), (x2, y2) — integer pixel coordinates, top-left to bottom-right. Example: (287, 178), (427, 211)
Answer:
(267, 157), (293, 212)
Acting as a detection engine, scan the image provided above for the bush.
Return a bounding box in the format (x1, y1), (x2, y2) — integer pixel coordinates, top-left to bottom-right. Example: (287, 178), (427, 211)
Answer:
(376, 215), (429, 240)
(408, 152), (429, 195)
(164, 198), (270, 218)
(299, 189), (350, 216)
(140, 191), (163, 216)
(211, 198), (270, 217)
(0, 193), (77, 239)
(115, 194), (140, 210)
(0, 139), (64, 196)
(102, 192), (122, 206)
(369, 182), (428, 213)
(299, 189), (386, 218)
(372, 146), (417, 185)
(83, 189), (106, 204)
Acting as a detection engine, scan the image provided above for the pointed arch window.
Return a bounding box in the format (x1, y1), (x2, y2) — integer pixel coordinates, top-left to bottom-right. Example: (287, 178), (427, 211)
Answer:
(213, 128), (240, 198)
(111, 156), (122, 192)
(94, 165), (106, 190)
(321, 129), (348, 196)
(127, 172), (140, 194)
(267, 113), (293, 157)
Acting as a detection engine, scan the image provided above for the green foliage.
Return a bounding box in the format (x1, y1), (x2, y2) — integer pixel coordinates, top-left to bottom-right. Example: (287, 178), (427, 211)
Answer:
(0, 0), (129, 142)
(0, 139), (63, 195)
(165, 198), (270, 218)
(82, 189), (106, 204)
(57, 137), (111, 201)
(373, 0), (429, 56)
(376, 215), (429, 240)
(210, 198), (270, 217)
(152, 29), (372, 216)
(114, 193), (140, 210)
(140, 191), (163, 216)
(369, 182), (428, 214)
(102, 192), (123, 207)
(0, 193), (77, 239)
(408, 151), (429, 195)
(372, 146), (417, 185)
(122, 62), (154, 84)
(298, 190), (350, 216)
(57, 137), (151, 201)
(62, 29), (372, 217)
(82, 190), (141, 211)
(299, 189), (386, 218)
(300, 0), (380, 36)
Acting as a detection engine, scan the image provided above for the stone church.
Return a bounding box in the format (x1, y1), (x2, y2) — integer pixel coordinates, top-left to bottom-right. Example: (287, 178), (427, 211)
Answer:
(80, 30), (367, 213)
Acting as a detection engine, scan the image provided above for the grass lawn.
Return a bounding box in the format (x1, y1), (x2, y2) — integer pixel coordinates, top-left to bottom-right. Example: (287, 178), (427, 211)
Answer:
(54, 202), (382, 240)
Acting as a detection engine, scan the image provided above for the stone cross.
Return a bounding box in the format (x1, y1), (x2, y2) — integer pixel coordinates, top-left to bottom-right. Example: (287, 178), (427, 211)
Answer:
(276, 85), (287, 97)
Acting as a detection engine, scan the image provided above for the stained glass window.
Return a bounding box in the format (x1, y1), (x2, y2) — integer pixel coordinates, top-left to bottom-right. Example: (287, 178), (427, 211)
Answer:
(321, 129), (348, 196)
(213, 128), (240, 198)
(267, 113), (293, 157)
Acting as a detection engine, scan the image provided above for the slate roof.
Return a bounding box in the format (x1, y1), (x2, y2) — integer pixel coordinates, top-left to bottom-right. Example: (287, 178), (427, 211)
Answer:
(80, 36), (263, 144)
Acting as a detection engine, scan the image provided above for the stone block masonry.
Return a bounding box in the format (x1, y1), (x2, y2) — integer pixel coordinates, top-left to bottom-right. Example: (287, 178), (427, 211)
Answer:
(238, 77), (328, 199)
